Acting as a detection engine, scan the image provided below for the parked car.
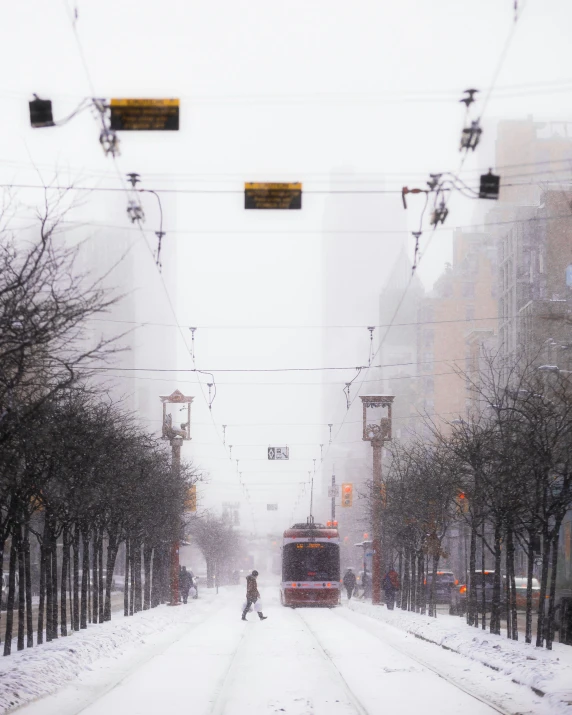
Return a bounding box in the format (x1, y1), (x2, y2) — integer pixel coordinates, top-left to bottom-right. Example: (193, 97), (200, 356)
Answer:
(450, 570), (495, 615)
(501, 576), (540, 609)
(425, 571), (457, 604)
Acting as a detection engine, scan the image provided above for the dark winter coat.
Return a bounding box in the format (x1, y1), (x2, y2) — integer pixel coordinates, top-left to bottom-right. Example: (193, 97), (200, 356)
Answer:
(246, 574), (260, 601)
(383, 570), (400, 592)
(180, 570), (193, 591)
(343, 571), (357, 589)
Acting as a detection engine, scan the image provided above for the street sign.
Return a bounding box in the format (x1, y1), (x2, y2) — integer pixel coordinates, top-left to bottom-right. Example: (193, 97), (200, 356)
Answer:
(245, 183), (302, 210)
(110, 99), (180, 130)
(268, 446), (289, 460)
(267, 504), (278, 511)
(328, 486), (339, 498)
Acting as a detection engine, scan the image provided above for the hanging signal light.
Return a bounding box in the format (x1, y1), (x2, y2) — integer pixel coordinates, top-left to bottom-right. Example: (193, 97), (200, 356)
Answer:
(430, 201), (448, 226)
(479, 170), (500, 200)
(341, 483), (353, 508)
(29, 96), (54, 128)
(460, 120), (482, 152)
(126, 200), (145, 223)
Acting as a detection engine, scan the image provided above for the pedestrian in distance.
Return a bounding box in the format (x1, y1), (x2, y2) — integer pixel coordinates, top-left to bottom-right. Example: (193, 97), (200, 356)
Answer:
(180, 566), (193, 604)
(342, 568), (357, 600)
(382, 568), (400, 610)
(241, 570), (267, 621)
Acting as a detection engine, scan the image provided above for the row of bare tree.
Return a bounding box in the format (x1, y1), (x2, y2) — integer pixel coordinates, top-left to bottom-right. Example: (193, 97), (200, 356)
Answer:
(0, 209), (195, 655)
(376, 359), (572, 650)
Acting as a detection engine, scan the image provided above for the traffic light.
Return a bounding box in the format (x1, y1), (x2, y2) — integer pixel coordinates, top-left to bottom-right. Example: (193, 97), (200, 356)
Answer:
(185, 485), (197, 512)
(341, 483), (353, 507)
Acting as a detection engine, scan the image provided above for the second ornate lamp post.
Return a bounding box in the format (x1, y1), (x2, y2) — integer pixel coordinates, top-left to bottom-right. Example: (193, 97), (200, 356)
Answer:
(360, 394), (394, 605)
(160, 390), (194, 606)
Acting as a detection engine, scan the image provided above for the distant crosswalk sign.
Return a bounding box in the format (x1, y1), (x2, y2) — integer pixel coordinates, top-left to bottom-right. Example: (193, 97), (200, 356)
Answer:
(268, 446), (289, 460)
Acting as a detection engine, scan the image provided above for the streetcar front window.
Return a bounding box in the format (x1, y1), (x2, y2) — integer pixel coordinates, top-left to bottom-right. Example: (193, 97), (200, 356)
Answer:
(283, 542), (340, 582)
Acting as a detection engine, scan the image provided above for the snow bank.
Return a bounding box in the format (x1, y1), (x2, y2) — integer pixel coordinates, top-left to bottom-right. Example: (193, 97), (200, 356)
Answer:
(0, 599), (215, 714)
(348, 600), (572, 711)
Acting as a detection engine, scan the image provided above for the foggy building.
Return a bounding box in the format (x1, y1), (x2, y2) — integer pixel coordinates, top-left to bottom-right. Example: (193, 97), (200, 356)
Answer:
(378, 247), (424, 440)
(418, 230), (497, 427)
(498, 191), (572, 367)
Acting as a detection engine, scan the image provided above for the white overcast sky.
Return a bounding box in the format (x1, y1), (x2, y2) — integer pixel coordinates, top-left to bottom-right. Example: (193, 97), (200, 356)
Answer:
(1, 0), (572, 533)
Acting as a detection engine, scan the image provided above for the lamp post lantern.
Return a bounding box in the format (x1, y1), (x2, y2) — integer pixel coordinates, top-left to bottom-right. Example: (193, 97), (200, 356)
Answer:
(360, 394), (394, 605)
(160, 390), (194, 606)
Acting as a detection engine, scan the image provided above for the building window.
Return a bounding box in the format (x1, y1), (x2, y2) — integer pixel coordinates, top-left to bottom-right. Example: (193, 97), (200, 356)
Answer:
(466, 305), (475, 321)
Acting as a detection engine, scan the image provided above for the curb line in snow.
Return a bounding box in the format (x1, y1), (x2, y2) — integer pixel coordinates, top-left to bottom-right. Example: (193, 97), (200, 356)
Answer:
(346, 600), (572, 711)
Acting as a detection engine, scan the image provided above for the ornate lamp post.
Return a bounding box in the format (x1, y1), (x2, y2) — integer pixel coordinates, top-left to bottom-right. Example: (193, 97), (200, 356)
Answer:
(360, 394), (394, 605)
(160, 390), (194, 606)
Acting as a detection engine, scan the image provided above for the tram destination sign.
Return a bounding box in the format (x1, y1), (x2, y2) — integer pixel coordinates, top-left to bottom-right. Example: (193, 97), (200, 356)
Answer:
(245, 183), (302, 210)
(268, 446), (289, 460)
(110, 99), (180, 131)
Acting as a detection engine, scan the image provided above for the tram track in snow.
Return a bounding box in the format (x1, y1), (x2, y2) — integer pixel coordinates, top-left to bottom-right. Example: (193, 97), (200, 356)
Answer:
(294, 609), (371, 715)
(208, 617), (256, 715)
(317, 606), (515, 715)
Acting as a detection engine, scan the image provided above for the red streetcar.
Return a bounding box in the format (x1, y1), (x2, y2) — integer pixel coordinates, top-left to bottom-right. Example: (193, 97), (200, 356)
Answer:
(280, 518), (341, 607)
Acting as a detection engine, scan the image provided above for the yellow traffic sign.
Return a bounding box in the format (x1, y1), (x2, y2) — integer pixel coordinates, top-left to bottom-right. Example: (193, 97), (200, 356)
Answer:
(245, 182), (302, 209)
(110, 99), (179, 130)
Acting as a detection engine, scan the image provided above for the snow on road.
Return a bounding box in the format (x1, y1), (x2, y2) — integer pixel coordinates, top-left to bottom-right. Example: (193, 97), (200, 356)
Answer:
(12, 584), (558, 715)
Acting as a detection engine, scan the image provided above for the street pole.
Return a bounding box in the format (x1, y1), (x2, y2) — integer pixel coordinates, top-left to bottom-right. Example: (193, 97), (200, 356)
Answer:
(169, 436), (182, 606)
(331, 474), (336, 522)
(371, 438), (383, 605)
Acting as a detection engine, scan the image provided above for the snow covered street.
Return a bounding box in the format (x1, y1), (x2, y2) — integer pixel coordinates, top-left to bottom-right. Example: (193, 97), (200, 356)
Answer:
(8, 583), (564, 715)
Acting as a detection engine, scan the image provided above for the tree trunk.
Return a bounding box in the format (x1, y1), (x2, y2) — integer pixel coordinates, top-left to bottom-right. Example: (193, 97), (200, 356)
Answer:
(50, 533), (58, 640)
(429, 553), (439, 618)
(417, 552), (424, 613)
(37, 537), (47, 645)
(17, 527), (25, 651)
(129, 541), (135, 616)
(480, 524), (486, 631)
(409, 551), (416, 612)
(4, 537), (17, 656)
(468, 521), (477, 626)
(401, 549), (410, 610)
(134, 541), (142, 613)
(72, 525), (80, 631)
(45, 523), (53, 642)
(536, 530), (550, 648)
(24, 527), (33, 648)
(124, 538), (130, 616)
(143, 544), (152, 610)
(98, 530), (104, 624)
(525, 536), (534, 644)
(60, 525), (69, 637)
(80, 526), (89, 629)
(490, 523), (502, 635)
(546, 533), (560, 650)
(103, 528), (118, 622)
(506, 526), (518, 640)
(92, 533), (99, 625)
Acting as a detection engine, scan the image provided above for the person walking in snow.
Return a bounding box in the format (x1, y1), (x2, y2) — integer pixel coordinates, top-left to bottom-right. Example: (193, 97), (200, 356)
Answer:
(180, 566), (193, 604)
(242, 570), (267, 621)
(382, 568), (400, 610)
(342, 568), (357, 600)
